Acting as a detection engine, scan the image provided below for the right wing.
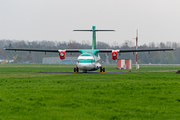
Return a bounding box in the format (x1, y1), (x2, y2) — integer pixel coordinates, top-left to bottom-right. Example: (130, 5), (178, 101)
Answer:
(97, 48), (175, 53)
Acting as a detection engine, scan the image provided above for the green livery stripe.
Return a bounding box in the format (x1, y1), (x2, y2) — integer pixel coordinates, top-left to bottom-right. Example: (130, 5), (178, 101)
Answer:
(77, 59), (95, 63)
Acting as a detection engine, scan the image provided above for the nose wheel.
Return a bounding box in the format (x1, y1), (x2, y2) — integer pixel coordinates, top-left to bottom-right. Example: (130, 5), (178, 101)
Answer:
(74, 67), (79, 73)
(100, 67), (105, 73)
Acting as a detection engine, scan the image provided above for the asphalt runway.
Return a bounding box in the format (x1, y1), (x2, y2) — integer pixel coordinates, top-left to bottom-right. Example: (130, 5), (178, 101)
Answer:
(39, 70), (177, 74)
(39, 72), (126, 74)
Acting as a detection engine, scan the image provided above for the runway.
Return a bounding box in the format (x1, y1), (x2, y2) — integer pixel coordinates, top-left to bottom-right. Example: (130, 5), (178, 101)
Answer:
(39, 70), (176, 74)
(39, 72), (126, 74)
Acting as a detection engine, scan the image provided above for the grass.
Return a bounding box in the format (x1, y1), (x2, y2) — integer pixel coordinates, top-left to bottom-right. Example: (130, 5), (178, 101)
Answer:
(0, 64), (180, 120)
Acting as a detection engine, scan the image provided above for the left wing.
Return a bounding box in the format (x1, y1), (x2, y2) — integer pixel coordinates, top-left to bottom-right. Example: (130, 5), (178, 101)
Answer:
(4, 48), (80, 53)
(4, 48), (80, 60)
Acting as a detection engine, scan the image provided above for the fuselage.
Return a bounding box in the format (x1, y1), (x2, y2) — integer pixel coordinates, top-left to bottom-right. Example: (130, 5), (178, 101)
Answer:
(77, 52), (101, 71)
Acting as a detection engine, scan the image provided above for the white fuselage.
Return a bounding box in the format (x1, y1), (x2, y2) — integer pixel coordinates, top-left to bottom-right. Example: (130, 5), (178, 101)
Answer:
(76, 53), (101, 71)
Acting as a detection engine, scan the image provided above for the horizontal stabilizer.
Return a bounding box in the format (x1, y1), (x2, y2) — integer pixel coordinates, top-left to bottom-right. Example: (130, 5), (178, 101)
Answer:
(73, 30), (92, 31)
(95, 30), (115, 32)
(73, 30), (115, 32)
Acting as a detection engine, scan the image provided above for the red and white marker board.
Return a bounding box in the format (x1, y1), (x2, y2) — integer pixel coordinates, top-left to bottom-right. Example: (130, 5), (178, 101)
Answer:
(117, 59), (132, 69)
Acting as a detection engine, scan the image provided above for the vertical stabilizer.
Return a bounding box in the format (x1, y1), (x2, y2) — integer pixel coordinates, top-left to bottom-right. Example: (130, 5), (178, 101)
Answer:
(92, 26), (96, 50)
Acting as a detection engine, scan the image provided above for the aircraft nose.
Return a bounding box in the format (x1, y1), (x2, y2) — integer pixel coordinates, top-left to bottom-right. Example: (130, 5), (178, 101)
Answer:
(82, 65), (87, 70)
(78, 63), (94, 71)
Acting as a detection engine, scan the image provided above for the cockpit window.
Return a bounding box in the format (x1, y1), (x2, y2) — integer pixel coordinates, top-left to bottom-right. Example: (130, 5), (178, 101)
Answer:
(77, 56), (94, 60)
(80, 54), (91, 56)
(77, 53), (95, 63)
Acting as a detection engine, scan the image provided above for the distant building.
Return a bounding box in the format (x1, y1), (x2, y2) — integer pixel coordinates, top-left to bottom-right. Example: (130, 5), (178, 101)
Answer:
(0, 59), (14, 64)
(61, 57), (77, 64)
(0, 55), (14, 64)
(42, 57), (77, 64)
(42, 57), (61, 64)
(0, 56), (3, 59)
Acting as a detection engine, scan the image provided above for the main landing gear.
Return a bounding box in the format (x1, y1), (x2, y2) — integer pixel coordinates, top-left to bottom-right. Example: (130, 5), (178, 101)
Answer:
(74, 67), (79, 73)
(100, 66), (105, 73)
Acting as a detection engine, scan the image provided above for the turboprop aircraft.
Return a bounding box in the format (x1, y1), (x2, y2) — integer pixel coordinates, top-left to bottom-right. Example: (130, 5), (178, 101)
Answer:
(4, 26), (175, 73)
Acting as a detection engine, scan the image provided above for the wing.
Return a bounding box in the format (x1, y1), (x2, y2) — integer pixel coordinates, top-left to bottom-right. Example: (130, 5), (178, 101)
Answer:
(98, 48), (175, 53)
(4, 48), (175, 53)
(4, 48), (80, 53)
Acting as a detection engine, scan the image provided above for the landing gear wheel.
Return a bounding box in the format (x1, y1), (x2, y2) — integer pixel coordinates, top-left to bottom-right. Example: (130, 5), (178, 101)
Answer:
(74, 67), (79, 73)
(77, 67), (79, 73)
(100, 67), (105, 73)
(100, 68), (102, 72)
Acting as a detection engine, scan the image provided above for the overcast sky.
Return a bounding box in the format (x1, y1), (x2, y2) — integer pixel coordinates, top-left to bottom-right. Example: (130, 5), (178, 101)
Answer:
(0, 0), (180, 46)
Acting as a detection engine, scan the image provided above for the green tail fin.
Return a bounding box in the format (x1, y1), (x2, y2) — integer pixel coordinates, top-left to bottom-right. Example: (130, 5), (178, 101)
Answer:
(92, 26), (96, 50)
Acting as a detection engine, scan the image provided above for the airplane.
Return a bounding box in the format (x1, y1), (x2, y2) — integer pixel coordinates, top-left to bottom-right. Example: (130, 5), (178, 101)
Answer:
(4, 26), (175, 73)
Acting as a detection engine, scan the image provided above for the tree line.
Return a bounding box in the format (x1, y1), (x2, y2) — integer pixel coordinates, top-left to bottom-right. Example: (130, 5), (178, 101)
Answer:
(0, 39), (180, 64)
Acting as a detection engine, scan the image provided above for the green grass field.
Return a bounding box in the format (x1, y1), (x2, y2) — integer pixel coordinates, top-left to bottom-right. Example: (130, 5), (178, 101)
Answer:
(0, 64), (180, 120)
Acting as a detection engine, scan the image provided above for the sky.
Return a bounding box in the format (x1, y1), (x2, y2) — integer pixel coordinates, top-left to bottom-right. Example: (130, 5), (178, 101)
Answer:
(0, 0), (180, 46)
